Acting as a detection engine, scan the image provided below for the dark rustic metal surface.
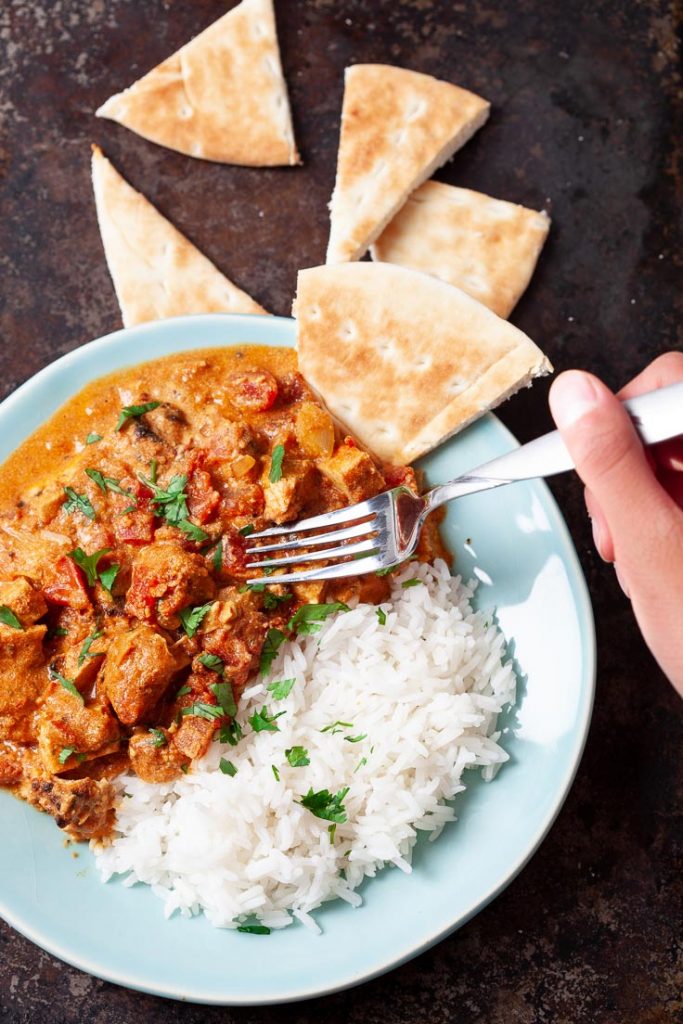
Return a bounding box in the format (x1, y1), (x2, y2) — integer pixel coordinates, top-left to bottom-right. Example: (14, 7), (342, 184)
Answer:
(1, 0), (682, 1021)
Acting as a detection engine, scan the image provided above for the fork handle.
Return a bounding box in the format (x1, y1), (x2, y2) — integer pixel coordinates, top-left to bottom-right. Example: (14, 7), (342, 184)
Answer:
(428, 380), (683, 507)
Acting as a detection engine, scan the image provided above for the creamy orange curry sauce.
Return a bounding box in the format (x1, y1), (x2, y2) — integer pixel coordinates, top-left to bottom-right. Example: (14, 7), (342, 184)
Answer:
(0, 346), (445, 841)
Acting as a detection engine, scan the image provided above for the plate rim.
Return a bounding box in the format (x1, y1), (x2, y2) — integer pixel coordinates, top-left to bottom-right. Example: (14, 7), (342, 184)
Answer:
(0, 313), (596, 1004)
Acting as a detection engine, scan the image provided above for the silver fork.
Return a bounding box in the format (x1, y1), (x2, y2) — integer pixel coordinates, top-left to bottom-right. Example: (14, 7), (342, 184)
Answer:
(246, 381), (683, 585)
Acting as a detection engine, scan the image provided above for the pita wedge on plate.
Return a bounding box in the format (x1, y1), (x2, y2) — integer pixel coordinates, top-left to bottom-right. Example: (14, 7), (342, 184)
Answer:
(295, 263), (551, 465)
(92, 146), (267, 327)
(96, 0), (299, 166)
(326, 64), (490, 264)
(372, 181), (550, 319)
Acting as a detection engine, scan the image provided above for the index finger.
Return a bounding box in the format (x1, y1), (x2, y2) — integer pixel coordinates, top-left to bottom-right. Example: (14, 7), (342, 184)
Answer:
(618, 352), (683, 473)
(617, 351), (683, 400)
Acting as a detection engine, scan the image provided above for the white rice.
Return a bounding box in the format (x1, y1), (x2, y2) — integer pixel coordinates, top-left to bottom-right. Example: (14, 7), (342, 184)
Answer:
(93, 559), (515, 931)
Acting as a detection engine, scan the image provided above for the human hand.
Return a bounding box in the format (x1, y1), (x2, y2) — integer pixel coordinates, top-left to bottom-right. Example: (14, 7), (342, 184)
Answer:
(548, 352), (683, 698)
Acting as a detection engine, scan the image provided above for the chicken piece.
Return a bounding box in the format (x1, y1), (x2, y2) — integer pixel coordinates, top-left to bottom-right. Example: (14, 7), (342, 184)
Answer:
(0, 624), (47, 743)
(294, 402), (335, 459)
(0, 576), (47, 627)
(201, 418), (257, 465)
(23, 773), (115, 840)
(125, 542), (216, 629)
(292, 580), (328, 605)
(202, 586), (260, 632)
(142, 402), (190, 446)
(201, 587), (267, 688)
(128, 729), (185, 783)
(24, 481), (69, 525)
(172, 715), (215, 761)
(37, 688), (120, 775)
(318, 443), (385, 503)
(0, 524), (70, 586)
(328, 573), (392, 606)
(262, 459), (317, 524)
(55, 616), (107, 694)
(101, 624), (179, 725)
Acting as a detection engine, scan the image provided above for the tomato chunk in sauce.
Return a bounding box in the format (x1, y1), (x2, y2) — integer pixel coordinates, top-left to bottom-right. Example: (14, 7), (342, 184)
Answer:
(0, 346), (447, 839)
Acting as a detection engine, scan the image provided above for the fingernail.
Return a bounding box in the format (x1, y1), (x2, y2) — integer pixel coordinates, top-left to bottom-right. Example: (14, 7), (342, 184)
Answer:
(549, 372), (601, 430)
(614, 563), (631, 598)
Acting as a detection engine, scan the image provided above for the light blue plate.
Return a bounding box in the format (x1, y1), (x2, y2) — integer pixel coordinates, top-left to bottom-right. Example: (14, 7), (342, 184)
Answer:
(0, 314), (595, 1005)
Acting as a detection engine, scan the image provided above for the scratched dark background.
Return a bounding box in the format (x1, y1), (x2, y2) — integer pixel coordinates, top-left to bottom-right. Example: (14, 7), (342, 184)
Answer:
(0, 0), (682, 1021)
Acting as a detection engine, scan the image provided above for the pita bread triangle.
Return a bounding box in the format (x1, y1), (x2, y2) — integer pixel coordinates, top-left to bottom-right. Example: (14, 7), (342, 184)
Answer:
(372, 181), (550, 319)
(326, 64), (490, 264)
(96, 0), (299, 167)
(91, 145), (268, 327)
(294, 263), (552, 465)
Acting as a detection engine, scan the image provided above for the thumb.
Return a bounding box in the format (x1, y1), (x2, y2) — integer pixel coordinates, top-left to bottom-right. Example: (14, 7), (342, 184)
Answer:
(548, 370), (683, 592)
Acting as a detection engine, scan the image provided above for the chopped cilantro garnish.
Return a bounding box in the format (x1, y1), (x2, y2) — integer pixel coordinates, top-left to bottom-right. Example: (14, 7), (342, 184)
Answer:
(328, 823), (337, 843)
(376, 564), (398, 577)
(263, 590), (293, 611)
(286, 602), (349, 636)
(248, 706), (285, 733)
(269, 444), (285, 483)
(98, 563), (120, 594)
(401, 578), (423, 589)
(376, 607), (387, 626)
(219, 720), (243, 746)
(321, 720), (353, 735)
(271, 764), (280, 781)
(178, 602), (213, 639)
(259, 627), (286, 675)
(63, 487), (96, 521)
(239, 524), (255, 536)
(211, 539), (223, 572)
(149, 728), (167, 748)
(149, 459), (158, 485)
(175, 684), (192, 698)
(0, 606), (23, 630)
(237, 924), (270, 935)
(115, 401), (161, 431)
(198, 652), (225, 675)
(211, 680), (237, 719)
(345, 733), (367, 743)
(298, 786), (349, 824)
(181, 703), (223, 722)
(180, 763), (189, 774)
(49, 626), (69, 639)
(85, 469), (130, 495)
(48, 666), (83, 704)
(177, 519), (209, 542)
(354, 757), (367, 773)
(219, 758), (237, 777)
(58, 746), (85, 765)
(138, 472), (188, 525)
(285, 746), (310, 767)
(78, 629), (104, 666)
(68, 547), (112, 587)
(266, 678), (295, 700)
(85, 433), (102, 445)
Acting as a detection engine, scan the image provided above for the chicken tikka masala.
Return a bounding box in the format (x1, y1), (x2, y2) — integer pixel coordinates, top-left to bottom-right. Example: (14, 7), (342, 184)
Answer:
(0, 346), (445, 841)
